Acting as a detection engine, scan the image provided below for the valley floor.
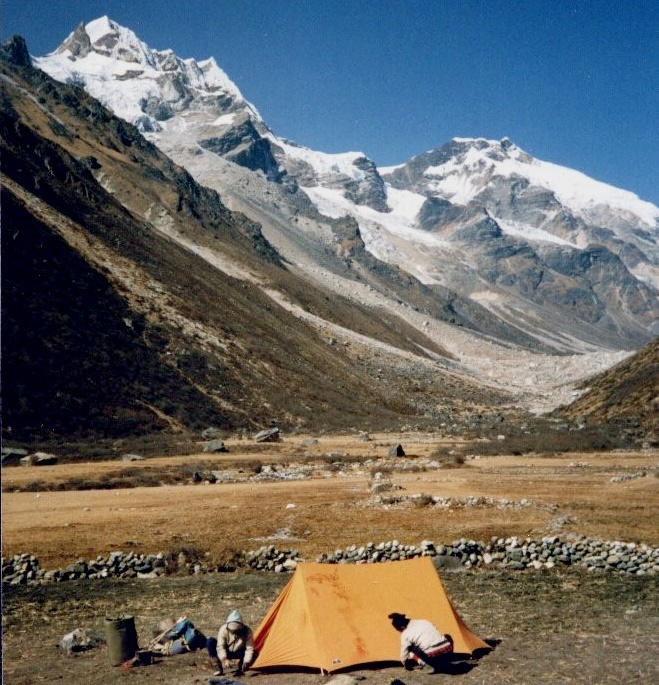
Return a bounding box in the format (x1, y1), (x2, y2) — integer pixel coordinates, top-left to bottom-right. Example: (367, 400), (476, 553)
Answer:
(2, 435), (658, 684)
(3, 569), (657, 685)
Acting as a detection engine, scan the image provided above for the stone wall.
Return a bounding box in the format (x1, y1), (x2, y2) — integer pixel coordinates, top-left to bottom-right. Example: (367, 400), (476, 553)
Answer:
(3, 535), (657, 586)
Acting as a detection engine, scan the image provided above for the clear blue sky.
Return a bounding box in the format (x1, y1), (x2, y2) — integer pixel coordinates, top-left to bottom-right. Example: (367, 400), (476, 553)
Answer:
(3, 0), (658, 205)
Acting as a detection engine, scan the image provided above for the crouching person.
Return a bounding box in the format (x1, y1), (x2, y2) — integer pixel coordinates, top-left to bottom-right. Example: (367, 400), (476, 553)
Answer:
(388, 612), (453, 673)
(207, 609), (256, 676)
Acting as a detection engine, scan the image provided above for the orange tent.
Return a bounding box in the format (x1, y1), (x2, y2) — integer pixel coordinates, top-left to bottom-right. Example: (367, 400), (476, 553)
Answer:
(252, 556), (489, 673)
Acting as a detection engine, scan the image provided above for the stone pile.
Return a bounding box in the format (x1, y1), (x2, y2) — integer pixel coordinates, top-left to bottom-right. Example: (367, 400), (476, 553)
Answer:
(251, 464), (313, 481)
(4, 535), (657, 586)
(436, 495), (540, 510)
(317, 536), (659, 575)
(483, 535), (659, 574)
(609, 471), (647, 483)
(373, 493), (553, 511)
(246, 545), (302, 572)
(2, 551), (167, 585)
(317, 540), (437, 564)
(2, 553), (41, 585)
(205, 464), (313, 484)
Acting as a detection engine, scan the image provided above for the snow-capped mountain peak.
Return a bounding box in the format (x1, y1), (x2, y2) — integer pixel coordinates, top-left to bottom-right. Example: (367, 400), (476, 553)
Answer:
(77, 16), (153, 65)
(420, 137), (658, 227)
(35, 16), (253, 133)
(30, 18), (658, 351)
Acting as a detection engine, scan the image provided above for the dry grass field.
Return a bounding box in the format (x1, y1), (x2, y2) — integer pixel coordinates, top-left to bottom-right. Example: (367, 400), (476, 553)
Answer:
(2, 434), (658, 568)
(2, 434), (658, 685)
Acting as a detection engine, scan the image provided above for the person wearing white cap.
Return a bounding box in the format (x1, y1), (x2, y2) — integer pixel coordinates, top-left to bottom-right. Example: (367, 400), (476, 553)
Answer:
(207, 609), (255, 676)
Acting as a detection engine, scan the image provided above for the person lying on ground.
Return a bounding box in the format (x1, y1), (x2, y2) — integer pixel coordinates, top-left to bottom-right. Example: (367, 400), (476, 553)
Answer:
(152, 616), (209, 656)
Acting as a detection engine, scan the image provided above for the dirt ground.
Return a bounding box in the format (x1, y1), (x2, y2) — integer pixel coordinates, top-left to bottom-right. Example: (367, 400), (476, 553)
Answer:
(2, 568), (657, 685)
(2, 435), (658, 684)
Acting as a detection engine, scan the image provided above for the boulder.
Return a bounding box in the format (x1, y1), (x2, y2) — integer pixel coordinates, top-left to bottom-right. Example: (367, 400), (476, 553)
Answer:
(33, 452), (58, 465)
(202, 440), (228, 453)
(255, 428), (280, 443)
(121, 454), (144, 461)
(21, 451), (60, 466)
(201, 427), (224, 440)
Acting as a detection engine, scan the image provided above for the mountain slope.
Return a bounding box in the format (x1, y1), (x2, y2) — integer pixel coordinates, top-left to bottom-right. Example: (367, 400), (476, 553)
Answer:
(3, 24), (656, 445)
(33, 17), (659, 354)
(2, 39), (515, 441)
(554, 337), (658, 436)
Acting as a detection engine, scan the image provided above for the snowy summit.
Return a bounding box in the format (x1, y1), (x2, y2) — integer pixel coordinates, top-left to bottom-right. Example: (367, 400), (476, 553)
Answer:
(31, 16), (659, 352)
(35, 16), (257, 133)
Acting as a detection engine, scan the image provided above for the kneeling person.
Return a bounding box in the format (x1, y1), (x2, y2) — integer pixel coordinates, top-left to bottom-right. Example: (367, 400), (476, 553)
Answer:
(388, 612), (453, 672)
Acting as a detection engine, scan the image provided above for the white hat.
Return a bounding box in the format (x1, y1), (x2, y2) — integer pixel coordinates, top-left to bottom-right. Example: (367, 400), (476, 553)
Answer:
(227, 609), (243, 624)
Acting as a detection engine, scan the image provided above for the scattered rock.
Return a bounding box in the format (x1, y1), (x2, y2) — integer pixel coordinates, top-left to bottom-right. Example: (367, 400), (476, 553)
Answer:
(60, 628), (105, 654)
(201, 427), (224, 439)
(202, 440), (228, 453)
(433, 555), (466, 572)
(327, 675), (365, 685)
(254, 428), (280, 443)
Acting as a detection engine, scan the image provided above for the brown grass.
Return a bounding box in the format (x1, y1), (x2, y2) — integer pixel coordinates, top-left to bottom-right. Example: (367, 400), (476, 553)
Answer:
(2, 434), (658, 685)
(2, 434), (657, 569)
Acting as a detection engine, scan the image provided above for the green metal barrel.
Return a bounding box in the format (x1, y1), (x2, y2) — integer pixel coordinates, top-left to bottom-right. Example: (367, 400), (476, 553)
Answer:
(104, 615), (138, 665)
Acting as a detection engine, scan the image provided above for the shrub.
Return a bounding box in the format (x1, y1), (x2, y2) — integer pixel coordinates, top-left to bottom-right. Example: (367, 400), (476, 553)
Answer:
(6, 480), (47, 493)
(211, 546), (247, 572)
(429, 445), (461, 461)
(243, 459), (263, 475)
(163, 544), (207, 575)
(411, 493), (435, 507)
(472, 420), (639, 456)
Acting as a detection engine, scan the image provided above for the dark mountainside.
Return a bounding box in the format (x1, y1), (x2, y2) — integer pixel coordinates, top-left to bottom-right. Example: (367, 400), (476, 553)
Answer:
(554, 337), (658, 434)
(1, 40), (510, 445)
(2, 36), (656, 452)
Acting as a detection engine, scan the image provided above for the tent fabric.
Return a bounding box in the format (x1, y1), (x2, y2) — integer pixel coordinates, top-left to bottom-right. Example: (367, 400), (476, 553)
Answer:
(252, 556), (488, 673)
